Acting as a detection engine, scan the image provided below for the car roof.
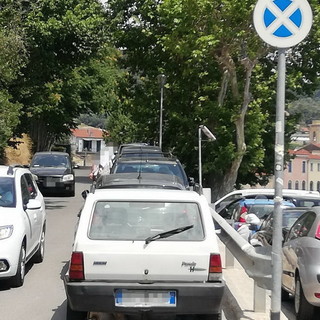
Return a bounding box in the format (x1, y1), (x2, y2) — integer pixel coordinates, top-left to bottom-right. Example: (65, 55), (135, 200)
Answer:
(88, 188), (202, 202)
(113, 157), (181, 164)
(0, 165), (29, 177)
(95, 173), (185, 190)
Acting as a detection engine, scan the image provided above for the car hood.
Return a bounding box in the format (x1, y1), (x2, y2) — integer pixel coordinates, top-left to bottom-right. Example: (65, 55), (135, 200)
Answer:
(30, 167), (72, 176)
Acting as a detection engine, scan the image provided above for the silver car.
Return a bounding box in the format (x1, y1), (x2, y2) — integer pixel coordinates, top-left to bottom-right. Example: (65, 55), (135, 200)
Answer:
(282, 208), (320, 320)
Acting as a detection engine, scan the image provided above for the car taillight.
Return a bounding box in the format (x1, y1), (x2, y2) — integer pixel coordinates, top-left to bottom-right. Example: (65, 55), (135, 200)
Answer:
(208, 254), (222, 281)
(69, 252), (84, 281)
(315, 223), (320, 240)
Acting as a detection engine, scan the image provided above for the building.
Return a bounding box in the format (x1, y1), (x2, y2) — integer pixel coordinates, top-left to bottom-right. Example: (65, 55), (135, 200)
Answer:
(70, 124), (116, 167)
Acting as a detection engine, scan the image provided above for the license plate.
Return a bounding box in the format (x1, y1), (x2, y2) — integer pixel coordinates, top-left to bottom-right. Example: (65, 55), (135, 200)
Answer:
(45, 177), (58, 187)
(115, 289), (176, 307)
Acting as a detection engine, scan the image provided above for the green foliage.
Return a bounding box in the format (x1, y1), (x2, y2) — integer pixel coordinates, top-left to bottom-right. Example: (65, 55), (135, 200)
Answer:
(10, 0), (124, 151)
(106, 0), (320, 198)
(0, 2), (27, 158)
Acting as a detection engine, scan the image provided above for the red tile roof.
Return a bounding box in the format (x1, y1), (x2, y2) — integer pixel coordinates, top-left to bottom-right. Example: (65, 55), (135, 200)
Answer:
(72, 127), (104, 139)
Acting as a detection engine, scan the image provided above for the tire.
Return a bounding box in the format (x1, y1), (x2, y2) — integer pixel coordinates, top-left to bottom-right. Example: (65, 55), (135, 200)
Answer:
(295, 275), (315, 320)
(32, 227), (45, 263)
(66, 302), (87, 320)
(10, 245), (26, 288)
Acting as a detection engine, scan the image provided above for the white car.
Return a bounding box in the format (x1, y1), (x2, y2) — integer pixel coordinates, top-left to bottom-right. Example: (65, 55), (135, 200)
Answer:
(0, 165), (46, 287)
(214, 188), (320, 213)
(64, 189), (225, 320)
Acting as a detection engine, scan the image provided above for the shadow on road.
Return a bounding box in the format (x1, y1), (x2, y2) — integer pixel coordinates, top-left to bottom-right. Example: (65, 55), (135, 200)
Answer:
(45, 199), (69, 211)
(0, 260), (34, 292)
(51, 299), (67, 320)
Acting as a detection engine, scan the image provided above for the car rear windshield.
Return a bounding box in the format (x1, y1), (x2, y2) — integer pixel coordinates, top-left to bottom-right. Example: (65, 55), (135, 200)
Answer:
(113, 163), (187, 185)
(88, 201), (204, 241)
(0, 177), (15, 207)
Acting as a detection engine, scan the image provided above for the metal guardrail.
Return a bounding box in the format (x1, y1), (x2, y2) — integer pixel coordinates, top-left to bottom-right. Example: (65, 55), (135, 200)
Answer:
(210, 206), (274, 313)
(210, 206), (272, 290)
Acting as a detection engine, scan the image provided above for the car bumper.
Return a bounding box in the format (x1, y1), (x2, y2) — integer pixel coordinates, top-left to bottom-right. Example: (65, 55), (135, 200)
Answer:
(64, 277), (225, 315)
(0, 241), (19, 278)
(38, 181), (74, 192)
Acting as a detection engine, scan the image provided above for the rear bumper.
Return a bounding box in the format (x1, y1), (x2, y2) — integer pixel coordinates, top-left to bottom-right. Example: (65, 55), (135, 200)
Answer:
(64, 276), (225, 315)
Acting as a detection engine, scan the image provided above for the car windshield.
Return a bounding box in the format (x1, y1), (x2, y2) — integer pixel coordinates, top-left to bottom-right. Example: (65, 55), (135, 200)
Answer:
(113, 163), (187, 185)
(248, 204), (275, 219)
(31, 154), (70, 168)
(88, 201), (204, 241)
(0, 177), (15, 207)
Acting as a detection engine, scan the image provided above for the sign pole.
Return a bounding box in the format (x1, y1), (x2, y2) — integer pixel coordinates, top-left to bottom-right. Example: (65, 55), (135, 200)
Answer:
(271, 47), (286, 320)
(253, 1), (312, 318)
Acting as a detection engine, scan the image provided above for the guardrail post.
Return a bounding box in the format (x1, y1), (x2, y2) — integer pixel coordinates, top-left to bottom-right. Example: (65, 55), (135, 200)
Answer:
(225, 247), (235, 268)
(254, 281), (266, 312)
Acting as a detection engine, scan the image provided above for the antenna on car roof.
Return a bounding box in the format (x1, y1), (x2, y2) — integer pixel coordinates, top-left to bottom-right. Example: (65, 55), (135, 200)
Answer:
(7, 166), (14, 175)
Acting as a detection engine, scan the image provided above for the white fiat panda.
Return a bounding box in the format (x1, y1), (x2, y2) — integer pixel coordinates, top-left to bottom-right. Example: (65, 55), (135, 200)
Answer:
(64, 189), (225, 320)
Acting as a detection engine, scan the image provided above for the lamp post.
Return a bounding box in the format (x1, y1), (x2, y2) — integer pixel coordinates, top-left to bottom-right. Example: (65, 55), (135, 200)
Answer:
(198, 125), (216, 188)
(158, 74), (166, 149)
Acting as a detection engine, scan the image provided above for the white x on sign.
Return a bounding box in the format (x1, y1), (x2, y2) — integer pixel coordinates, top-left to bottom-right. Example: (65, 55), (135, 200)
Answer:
(253, 0), (313, 48)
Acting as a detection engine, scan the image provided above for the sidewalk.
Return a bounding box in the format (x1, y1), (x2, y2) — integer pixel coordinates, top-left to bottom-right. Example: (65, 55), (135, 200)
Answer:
(219, 239), (290, 320)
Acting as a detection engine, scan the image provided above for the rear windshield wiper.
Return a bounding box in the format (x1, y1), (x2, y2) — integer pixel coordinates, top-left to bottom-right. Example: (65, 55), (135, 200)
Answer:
(145, 224), (194, 245)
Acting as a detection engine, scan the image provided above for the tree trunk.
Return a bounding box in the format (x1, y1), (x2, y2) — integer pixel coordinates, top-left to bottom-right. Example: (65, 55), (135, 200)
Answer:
(210, 51), (256, 202)
(29, 118), (55, 152)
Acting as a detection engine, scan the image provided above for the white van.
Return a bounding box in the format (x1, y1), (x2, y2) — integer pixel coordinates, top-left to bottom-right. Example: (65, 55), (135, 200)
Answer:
(214, 188), (320, 213)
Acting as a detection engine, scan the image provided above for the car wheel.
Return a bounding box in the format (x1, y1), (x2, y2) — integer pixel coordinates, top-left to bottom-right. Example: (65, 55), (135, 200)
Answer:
(10, 245), (26, 287)
(295, 275), (315, 320)
(32, 227), (45, 263)
(66, 302), (87, 320)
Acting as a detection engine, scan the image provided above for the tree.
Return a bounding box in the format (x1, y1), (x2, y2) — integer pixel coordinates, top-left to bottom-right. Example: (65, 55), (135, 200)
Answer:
(0, 1), (27, 160)
(11, 0), (123, 151)
(106, 0), (320, 200)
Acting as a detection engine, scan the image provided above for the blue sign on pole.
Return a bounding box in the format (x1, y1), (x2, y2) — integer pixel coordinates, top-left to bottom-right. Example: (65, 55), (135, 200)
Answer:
(253, 0), (313, 48)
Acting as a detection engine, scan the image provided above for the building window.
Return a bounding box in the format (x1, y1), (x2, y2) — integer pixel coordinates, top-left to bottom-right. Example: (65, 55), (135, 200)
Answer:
(302, 161), (306, 173)
(288, 161), (292, 173)
(288, 180), (292, 189)
(311, 163), (314, 171)
(295, 181), (299, 190)
(302, 180), (306, 190)
(310, 181), (314, 191)
(83, 140), (92, 151)
(317, 181), (320, 192)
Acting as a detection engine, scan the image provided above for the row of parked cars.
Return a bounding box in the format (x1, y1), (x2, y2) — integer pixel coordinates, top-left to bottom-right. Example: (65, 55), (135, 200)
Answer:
(64, 143), (226, 320)
(214, 188), (320, 320)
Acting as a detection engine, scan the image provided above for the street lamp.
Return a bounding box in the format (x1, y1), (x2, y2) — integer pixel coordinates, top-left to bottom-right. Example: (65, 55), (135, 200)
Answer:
(198, 125), (216, 188)
(158, 74), (166, 149)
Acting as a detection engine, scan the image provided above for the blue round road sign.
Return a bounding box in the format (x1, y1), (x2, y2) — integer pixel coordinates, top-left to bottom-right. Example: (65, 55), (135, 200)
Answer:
(253, 0), (313, 48)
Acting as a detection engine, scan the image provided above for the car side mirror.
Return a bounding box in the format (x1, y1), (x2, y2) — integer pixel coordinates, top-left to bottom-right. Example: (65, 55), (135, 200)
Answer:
(188, 177), (195, 186)
(81, 190), (89, 199)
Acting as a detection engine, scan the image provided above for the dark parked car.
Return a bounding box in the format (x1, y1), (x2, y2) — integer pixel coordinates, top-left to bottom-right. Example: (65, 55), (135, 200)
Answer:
(110, 157), (194, 189)
(29, 151), (75, 196)
(95, 172), (185, 190)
